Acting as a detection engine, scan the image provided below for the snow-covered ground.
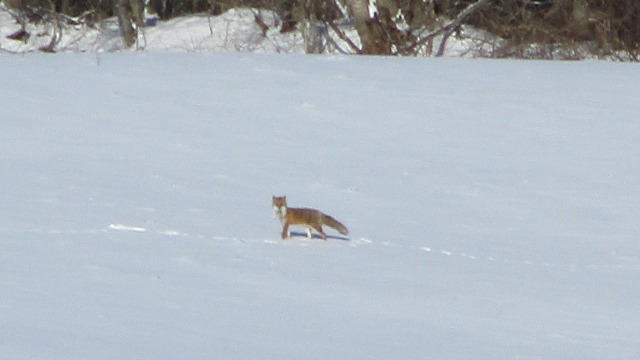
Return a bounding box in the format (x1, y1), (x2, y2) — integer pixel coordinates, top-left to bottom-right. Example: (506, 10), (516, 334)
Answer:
(1, 52), (639, 359)
(0, 6), (295, 53)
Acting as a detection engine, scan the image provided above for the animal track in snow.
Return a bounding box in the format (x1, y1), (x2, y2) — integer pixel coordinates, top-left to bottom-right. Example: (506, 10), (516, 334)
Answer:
(108, 223), (193, 238)
(108, 224), (147, 232)
(348, 237), (637, 273)
(4, 225), (637, 273)
(1, 224), (195, 239)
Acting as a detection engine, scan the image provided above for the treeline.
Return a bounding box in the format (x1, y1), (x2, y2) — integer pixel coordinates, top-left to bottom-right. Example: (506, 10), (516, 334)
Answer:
(463, 0), (640, 59)
(3, 0), (639, 59)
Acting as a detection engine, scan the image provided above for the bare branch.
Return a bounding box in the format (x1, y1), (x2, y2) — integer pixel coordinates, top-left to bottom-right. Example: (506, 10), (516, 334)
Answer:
(327, 21), (362, 54)
(403, 0), (491, 54)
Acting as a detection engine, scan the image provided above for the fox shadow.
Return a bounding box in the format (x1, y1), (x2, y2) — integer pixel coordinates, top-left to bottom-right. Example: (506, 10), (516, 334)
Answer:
(289, 231), (350, 242)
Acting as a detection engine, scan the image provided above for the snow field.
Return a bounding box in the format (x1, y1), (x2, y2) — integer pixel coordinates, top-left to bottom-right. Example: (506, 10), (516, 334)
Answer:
(1, 53), (639, 359)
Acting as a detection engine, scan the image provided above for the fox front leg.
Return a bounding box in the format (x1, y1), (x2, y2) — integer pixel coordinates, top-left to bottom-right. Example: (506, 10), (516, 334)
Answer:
(281, 223), (290, 239)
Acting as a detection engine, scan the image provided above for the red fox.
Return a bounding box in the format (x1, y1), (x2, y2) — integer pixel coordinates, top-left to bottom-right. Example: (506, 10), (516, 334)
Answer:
(272, 196), (348, 240)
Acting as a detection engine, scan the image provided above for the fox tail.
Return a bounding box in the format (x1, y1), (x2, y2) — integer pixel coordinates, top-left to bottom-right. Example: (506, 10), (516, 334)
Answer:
(323, 215), (349, 236)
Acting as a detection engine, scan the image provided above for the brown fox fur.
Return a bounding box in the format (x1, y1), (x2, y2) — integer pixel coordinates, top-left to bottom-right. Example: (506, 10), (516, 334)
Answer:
(272, 196), (348, 240)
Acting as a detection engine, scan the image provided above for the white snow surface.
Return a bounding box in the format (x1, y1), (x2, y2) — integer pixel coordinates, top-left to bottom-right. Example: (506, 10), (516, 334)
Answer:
(1, 53), (639, 359)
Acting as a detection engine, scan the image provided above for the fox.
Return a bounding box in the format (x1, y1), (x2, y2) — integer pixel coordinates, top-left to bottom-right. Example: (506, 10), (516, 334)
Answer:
(272, 196), (348, 240)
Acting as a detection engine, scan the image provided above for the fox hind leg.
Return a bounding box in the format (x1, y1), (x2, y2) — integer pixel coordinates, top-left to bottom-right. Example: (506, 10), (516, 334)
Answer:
(312, 225), (327, 240)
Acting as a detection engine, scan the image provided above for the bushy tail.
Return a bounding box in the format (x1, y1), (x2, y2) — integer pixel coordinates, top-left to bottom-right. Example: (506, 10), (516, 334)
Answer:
(323, 215), (349, 235)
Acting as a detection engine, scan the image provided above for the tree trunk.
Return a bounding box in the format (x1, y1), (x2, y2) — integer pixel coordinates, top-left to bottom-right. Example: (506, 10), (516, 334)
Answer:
(116, 0), (136, 47)
(302, 0), (324, 53)
(344, 0), (389, 54)
(571, 0), (590, 39)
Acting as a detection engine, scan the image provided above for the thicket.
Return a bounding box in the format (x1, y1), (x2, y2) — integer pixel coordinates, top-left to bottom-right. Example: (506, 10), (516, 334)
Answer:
(3, 0), (639, 60)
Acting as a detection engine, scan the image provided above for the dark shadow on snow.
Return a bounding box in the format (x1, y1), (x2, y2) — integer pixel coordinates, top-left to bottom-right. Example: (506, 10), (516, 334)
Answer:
(288, 231), (350, 241)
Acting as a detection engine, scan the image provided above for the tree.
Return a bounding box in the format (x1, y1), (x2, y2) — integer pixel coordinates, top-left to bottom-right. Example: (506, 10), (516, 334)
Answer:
(334, 0), (489, 55)
(115, 0), (144, 48)
(343, 0), (389, 54)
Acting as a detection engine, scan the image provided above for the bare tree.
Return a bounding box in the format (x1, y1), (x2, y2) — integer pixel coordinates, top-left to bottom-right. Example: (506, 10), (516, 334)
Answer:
(300, 0), (323, 53)
(344, 0), (389, 54)
(334, 0), (489, 55)
(115, 0), (144, 48)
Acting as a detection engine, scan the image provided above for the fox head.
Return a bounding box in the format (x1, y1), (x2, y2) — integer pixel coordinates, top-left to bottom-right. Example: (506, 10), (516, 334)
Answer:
(272, 195), (287, 220)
